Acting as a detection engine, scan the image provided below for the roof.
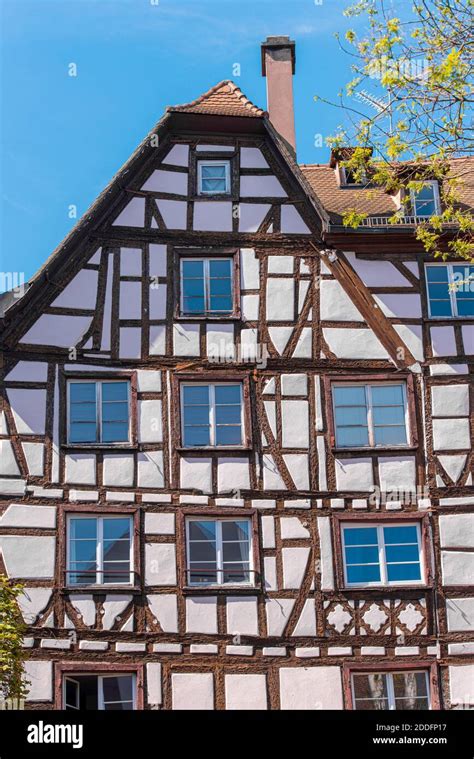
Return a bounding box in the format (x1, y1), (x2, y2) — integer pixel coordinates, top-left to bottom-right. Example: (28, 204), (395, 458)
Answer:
(300, 156), (474, 224)
(169, 80), (266, 118)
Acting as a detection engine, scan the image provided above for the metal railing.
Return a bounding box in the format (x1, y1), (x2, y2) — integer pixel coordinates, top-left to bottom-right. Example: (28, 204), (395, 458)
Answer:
(63, 569), (137, 586)
(185, 567), (259, 586)
(359, 215), (458, 228)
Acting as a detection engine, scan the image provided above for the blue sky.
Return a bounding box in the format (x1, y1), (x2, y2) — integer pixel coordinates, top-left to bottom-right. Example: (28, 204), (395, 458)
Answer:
(1, 0), (368, 281)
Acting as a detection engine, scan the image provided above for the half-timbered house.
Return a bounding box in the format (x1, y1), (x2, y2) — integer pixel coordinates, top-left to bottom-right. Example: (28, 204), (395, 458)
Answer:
(1, 36), (473, 711)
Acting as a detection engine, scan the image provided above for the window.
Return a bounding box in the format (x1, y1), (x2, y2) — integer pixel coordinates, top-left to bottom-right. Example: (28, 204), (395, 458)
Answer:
(180, 258), (234, 316)
(64, 674), (136, 710)
(426, 263), (474, 318)
(410, 180), (440, 217)
(67, 515), (133, 586)
(198, 160), (230, 195)
(181, 383), (244, 447)
(340, 166), (367, 186)
(186, 518), (253, 586)
(68, 380), (130, 444)
(352, 671), (430, 710)
(332, 382), (408, 448)
(341, 522), (423, 587)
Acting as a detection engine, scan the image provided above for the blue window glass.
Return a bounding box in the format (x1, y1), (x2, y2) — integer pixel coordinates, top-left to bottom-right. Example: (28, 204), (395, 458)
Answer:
(343, 524), (422, 586)
(199, 162), (229, 194)
(182, 384), (243, 447)
(69, 383), (97, 443)
(101, 382), (129, 443)
(68, 517), (131, 586)
(215, 384), (242, 445)
(182, 260), (205, 314)
(333, 385), (369, 448)
(182, 385), (211, 447)
(181, 258), (233, 315)
(452, 265), (474, 317)
(383, 525), (421, 582)
(187, 519), (251, 585)
(69, 381), (129, 444)
(333, 383), (407, 448)
(412, 183), (438, 216)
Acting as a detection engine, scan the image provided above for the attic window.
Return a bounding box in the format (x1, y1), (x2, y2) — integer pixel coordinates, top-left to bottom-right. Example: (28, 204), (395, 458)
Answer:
(198, 160), (230, 195)
(340, 166), (367, 187)
(410, 180), (440, 216)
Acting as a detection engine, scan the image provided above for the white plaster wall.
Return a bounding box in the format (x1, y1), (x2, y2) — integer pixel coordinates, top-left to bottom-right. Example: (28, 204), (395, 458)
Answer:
(240, 175), (286, 197)
(147, 594), (178, 632)
(430, 326), (456, 356)
(21, 314), (92, 348)
(282, 547), (310, 589)
(239, 203), (271, 232)
(149, 283), (167, 320)
(374, 294), (422, 318)
(17, 588), (52, 624)
(293, 598), (317, 636)
(281, 401), (309, 448)
(112, 197), (145, 227)
(226, 596), (259, 635)
(439, 514), (474, 548)
(22, 442), (45, 476)
(268, 256), (294, 274)
(240, 248), (260, 288)
(163, 144), (189, 166)
(172, 673), (214, 710)
(449, 665), (474, 706)
(317, 517), (335, 590)
(144, 513), (175, 535)
(280, 518), (310, 540)
(0, 441), (20, 476)
(119, 247), (142, 276)
(0, 504), (55, 528)
(157, 199), (187, 229)
(284, 454), (309, 490)
(320, 280), (364, 321)
(280, 205), (310, 234)
(225, 675), (267, 710)
(142, 169), (187, 195)
(446, 598), (474, 631)
(136, 369), (161, 392)
(144, 543), (176, 586)
(378, 457), (416, 491)
(69, 595), (96, 627)
(323, 328), (389, 359)
(240, 147), (268, 168)
(138, 400), (163, 443)
(279, 667), (343, 710)
(102, 453), (134, 487)
(137, 450), (164, 488)
(441, 552), (474, 586)
(266, 279), (294, 321)
(0, 536), (55, 578)
(281, 374), (307, 396)
(185, 597), (218, 633)
(433, 419), (470, 450)
(119, 282), (141, 320)
(194, 201), (232, 231)
(344, 253), (411, 286)
(65, 453), (96, 485)
(5, 361), (48, 382)
(265, 598), (295, 636)
(149, 325), (166, 355)
(180, 457), (212, 493)
(24, 661), (53, 702)
(51, 269), (98, 310)
(119, 327), (141, 359)
(7, 388), (46, 434)
(432, 385), (469, 417)
(335, 458), (374, 492)
(146, 663), (162, 707)
(102, 595), (132, 629)
(173, 323), (200, 356)
(217, 458), (250, 492)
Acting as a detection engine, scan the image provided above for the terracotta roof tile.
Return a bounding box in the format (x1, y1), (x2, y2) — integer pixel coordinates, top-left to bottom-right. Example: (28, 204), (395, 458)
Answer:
(169, 80), (266, 118)
(300, 157), (474, 223)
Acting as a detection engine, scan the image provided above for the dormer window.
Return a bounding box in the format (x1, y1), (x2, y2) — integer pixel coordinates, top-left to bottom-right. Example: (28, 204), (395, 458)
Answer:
(340, 166), (367, 187)
(410, 180), (440, 217)
(198, 160), (230, 195)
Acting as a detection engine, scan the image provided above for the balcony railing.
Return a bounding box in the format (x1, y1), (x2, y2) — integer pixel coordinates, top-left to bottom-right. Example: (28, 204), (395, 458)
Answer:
(359, 215), (458, 228)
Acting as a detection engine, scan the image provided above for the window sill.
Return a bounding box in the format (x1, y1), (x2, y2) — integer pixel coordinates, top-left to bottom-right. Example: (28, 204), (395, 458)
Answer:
(340, 583), (430, 593)
(174, 314), (241, 322)
(176, 446), (251, 454)
(182, 584), (260, 595)
(332, 445), (417, 454)
(61, 585), (141, 594)
(63, 443), (138, 451)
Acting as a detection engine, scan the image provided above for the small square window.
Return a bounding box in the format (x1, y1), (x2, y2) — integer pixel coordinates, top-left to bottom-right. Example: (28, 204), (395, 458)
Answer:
(181, 382), (244, 447)
(180, 257), (234, 316)
(186, 517), (253, 586)
(341, 522), (424, 588)
(67, 380), (130, 444)
(410, 180), (440, 217)
(332, 382), (408, 448)
(64, 674), (136, 710)
(426, 263), (474, 318)
(66, 515), (133, 586)
(351, 671), (430, 710)
(197, 161), (230, 195)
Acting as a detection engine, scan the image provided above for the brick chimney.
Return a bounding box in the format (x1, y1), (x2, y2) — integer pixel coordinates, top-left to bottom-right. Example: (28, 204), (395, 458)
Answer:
(261, 36), (296, 153)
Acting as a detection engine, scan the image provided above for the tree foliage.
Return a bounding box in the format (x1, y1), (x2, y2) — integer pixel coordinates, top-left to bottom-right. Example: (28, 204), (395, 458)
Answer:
(0, 575), (29, 702)
(318, 0), (474, 261)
